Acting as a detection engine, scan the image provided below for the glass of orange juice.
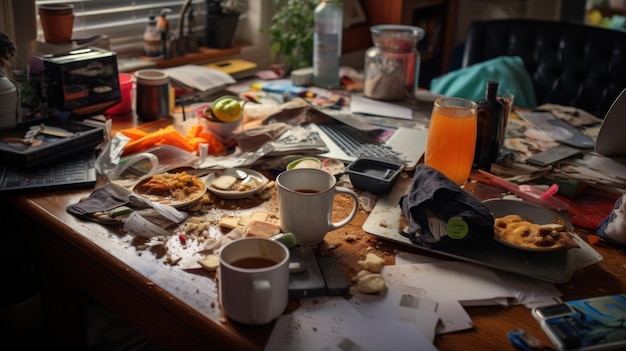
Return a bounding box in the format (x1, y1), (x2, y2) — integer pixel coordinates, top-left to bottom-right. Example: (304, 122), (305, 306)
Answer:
(424, 97), (477, 185)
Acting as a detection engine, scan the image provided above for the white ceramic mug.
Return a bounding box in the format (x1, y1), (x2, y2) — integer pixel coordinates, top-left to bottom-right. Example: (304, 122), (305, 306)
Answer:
(276, 168), (359, 246)
(218, 237), (290, 325)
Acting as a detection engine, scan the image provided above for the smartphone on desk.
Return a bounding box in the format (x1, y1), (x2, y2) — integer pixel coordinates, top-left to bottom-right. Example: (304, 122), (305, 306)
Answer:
(532, 294), (626, 350)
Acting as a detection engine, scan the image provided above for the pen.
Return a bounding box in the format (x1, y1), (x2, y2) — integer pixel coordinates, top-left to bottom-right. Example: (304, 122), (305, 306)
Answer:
(476, 169), (570, 211)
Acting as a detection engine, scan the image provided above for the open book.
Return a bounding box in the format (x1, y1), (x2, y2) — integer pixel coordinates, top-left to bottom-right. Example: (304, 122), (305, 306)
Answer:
(163, 64), (236, 97)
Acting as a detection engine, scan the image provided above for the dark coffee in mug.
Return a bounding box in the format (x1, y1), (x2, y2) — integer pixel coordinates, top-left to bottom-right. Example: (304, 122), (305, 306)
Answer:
(295, 189), (319, 194)
(231, 256), (278, 269)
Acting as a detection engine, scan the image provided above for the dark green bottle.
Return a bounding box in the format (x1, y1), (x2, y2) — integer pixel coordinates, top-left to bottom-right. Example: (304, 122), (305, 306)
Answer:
(473, 81), (504, 171)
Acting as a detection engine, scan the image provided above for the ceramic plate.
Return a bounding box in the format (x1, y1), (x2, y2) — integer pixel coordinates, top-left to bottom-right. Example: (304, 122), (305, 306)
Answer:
(483, 199), (573, 252)
(132, 172), (207, 208)
(205, 169), (268, 199)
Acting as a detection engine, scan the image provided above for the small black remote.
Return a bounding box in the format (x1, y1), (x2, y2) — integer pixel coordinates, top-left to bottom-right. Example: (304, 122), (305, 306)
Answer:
(317, 255), (349, 296)
(288, 246), (326, 298)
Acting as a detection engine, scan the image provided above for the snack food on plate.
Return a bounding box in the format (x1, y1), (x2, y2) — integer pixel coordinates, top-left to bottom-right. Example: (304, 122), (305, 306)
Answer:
(134, 172), (206, 203)
(494, 214), (579, 249)
(210, 174), (262, 192)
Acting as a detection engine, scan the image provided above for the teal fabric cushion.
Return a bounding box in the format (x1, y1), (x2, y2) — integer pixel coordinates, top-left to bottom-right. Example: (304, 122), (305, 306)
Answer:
(429, 56), (537, 108)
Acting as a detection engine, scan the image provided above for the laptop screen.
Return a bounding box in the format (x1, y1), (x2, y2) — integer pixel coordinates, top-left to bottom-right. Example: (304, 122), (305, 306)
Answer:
(596, 87), (626, 157)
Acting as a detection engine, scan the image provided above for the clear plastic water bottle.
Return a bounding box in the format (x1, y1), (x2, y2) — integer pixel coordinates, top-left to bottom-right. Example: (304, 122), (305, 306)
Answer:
(313, 0), (343, 89)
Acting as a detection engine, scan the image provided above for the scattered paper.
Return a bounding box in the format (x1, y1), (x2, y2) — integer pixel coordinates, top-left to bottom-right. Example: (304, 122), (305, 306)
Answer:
(350, 95), (413, 120)
(579, 153), (626, 181)
(434, 299), (474, 334)
(163, 64), (236, 92)
(381, 261), (515, 306)
(349, 288), (440, 342)
(123, 211), (171, 238)
(396, 251), (562, 309)
(265, 297), (436, 351)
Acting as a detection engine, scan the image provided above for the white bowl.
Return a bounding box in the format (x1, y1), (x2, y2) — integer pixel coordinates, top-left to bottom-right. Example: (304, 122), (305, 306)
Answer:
(197, 116), (242, 141)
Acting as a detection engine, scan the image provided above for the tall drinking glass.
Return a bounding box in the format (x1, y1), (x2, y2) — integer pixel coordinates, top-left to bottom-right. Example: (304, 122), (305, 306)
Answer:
(424, 97), (477, 185)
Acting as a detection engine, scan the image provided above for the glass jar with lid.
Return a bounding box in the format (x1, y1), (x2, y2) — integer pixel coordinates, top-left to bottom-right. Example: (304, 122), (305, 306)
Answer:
(363, 25), (425, 101)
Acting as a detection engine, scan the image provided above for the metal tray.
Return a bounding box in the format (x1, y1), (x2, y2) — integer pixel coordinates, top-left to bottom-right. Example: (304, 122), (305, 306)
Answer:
(362, 177), (603, 283)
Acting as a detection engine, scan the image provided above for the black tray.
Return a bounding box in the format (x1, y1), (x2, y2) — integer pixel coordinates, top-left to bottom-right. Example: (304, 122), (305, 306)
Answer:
(0, 120), (104, 168)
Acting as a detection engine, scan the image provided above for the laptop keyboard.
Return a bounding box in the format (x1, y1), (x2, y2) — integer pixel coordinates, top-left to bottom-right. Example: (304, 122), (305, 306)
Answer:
(0, 152), (97, 193)
(316, 123), (404, 161)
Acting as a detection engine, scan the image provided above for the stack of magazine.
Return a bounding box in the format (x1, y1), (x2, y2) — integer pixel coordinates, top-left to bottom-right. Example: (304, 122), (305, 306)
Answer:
(268, 125), (328, 156)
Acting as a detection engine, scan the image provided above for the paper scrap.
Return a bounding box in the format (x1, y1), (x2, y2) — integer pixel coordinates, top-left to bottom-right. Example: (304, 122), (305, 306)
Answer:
(265, 297), (436, 351)
(381, 261), (515, 306)
(350, 95), (413, 120)
(349, 288), (440, 342)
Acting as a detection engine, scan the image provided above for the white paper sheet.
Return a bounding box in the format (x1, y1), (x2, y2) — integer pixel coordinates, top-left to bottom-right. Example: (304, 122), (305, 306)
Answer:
(395, 251), (562, 309)
(265, 297), (437, 351)
(349, 288), (440, 342)
(381, 261), (515, 306)
(350, 95), (413, 120)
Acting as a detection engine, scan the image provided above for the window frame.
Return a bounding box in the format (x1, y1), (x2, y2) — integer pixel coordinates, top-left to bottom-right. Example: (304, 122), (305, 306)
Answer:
(30, 0), (275, 68)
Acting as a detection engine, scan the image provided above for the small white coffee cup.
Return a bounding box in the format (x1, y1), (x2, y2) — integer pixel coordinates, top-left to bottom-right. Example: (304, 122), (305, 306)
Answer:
(218, 237), (290, 325)
(276, 168), (359, 246)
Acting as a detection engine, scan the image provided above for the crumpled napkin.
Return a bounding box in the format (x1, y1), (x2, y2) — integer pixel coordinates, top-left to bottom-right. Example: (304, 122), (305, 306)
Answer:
(234, 122), (290, 152)
(66, 183), (130, 216)
(399, 165), (494, 249)
(66, 183), (188, 236)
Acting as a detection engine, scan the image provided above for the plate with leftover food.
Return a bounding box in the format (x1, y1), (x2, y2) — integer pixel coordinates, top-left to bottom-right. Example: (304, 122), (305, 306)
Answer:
(132, 172), (207, 208)
(483, 199), (580, 252)
(205, 168), (269, 199)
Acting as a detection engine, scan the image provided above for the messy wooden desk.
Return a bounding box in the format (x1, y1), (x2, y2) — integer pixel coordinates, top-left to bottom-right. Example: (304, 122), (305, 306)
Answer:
(3, 159), (626, 350)
(3, 104), (626, 350)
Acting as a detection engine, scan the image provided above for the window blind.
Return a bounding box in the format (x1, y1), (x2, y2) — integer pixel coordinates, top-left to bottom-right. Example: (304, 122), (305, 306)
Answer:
(34, 0), (205, 55)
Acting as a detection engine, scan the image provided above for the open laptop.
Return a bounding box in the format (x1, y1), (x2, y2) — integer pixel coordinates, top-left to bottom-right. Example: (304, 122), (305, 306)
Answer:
(0, 151), (97, 194)
(307, 122), (428, 171)
(596, 87), (626, 157)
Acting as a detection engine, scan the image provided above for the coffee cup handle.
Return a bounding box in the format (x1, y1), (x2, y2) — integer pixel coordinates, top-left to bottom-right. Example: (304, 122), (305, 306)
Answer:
(329, 186), (359, 230)
(252, 279), (271, 324)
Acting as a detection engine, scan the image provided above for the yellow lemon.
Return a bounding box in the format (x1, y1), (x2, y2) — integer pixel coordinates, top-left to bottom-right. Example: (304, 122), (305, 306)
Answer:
(212, 96), (243, 122)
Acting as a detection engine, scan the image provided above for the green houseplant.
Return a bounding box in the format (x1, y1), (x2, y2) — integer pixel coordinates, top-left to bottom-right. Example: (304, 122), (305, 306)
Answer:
(265, 0), (318, 71)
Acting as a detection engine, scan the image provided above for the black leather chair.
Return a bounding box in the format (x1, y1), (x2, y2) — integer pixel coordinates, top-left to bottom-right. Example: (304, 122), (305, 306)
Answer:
(462, 19), (626, 118)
